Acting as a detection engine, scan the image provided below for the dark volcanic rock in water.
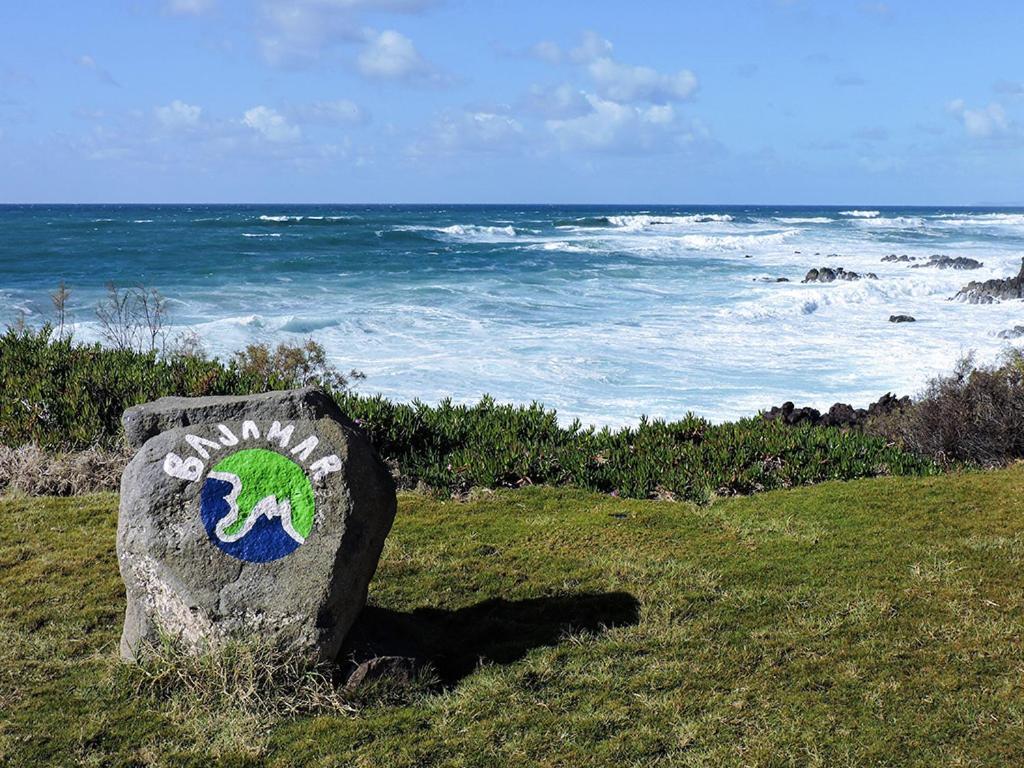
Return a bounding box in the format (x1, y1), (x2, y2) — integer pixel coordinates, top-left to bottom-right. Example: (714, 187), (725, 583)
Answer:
(911, 255), (983, 270)
(882, 254), (916, 263)
(802, 266), (877, 283)
(755, 276), (791, 282)
(763, 392), (911, 428)
(998, 325), (1024, 339)
(889, 314), (916, 323)
(953, 258), (1024, 303)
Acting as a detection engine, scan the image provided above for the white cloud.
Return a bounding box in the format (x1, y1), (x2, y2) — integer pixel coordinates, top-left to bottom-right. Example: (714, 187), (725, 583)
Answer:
(947, 99), (1010, 138)
(586, 56), (697, 103)
(412, 110), (524, 155)
(76, 54), (119, 87)
(521, 83), (592, 119)
(546, 94), (683, 152)
(243, 106), (301, 142)
(357, 29), (429, 80)
(570, 31), (614, 64)
(258, 0), (434, 68)
(295, 99), (366, 124)
(536, 32), (697, 104)
(163, 0), (215, 15)
(529, 40), (562, 64)
(155, 100), (202, 130)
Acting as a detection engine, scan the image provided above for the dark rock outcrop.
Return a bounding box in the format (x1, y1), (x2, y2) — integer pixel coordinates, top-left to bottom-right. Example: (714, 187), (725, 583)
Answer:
(998, 325), (1024, 339)
(889, 315), (916, 323)
(911, 255), (983, 270)
(763, 392), (911, 429)
(802, 266), (877, 283)
(882, 254), (916, 263)
(953, 258), (1024, 303)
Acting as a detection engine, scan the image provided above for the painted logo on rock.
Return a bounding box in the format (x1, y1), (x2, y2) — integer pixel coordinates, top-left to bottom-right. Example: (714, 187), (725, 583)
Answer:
(161, 419), (343, 564)
(200, 448), (315, 563)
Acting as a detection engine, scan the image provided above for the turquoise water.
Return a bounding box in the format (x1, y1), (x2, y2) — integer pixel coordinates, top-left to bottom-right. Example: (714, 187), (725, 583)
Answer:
(3, 204), (1023, 424)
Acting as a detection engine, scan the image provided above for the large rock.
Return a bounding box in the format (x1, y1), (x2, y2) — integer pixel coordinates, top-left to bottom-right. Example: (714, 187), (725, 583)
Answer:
(122, 387), (345, 450)
(763, 392), (911, 429)
(954, 258), (1024, 303)
(910, 255), (983, 270)
(117, 389), (396, 663)
(802, 266), (877, 283)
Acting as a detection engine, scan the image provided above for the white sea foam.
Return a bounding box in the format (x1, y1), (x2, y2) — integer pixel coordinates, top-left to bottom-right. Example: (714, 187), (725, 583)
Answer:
(673, 230), (798, 250)
(772, 216), (833, 224)
(12, 206), (1024, 428)
(258, 214), (303, 222)
(839, 210), (881, 218)
(853, 216), (927, 229)
(605, 213), (733, 230)
(432, 224), (519, 239)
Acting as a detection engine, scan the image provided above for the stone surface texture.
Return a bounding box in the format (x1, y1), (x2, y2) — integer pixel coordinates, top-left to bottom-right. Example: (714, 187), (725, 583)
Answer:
(117, 388), (396, 663)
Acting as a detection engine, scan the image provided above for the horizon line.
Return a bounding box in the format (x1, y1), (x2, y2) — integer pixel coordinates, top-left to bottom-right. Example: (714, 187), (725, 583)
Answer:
(3, 201), (1024, 208)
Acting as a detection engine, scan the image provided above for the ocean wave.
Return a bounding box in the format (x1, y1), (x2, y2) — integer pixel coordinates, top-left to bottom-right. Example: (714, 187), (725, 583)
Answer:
(278, 315), (341, 333)
(444, 224), (518, 238)
(526, 241), (594, 253)
(257, 214), (356, 224)
(854, 216), (926, 229)
(932, 212), (1024, 227)
(554, 216), (615, 228)
(242, 232), (282, 238)
(554, 214), (735, 230)
(674, 230), (797, 251)
(132, 219), (154, 224)
(839, 210), (881, 218)
(772, 216), (833, 224)
(605, 214), (735, 231)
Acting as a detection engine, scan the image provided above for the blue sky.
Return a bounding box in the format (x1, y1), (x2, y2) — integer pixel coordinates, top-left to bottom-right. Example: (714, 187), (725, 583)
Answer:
(1, 0), (1022, 204)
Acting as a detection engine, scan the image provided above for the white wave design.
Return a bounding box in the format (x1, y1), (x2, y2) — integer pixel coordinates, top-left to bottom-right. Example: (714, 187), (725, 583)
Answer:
(208, 471), (305, 544)
(839, 210), (881, 218)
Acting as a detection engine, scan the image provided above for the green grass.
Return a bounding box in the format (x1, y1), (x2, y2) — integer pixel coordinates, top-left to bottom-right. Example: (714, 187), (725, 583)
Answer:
(4, 469), (1024, 766)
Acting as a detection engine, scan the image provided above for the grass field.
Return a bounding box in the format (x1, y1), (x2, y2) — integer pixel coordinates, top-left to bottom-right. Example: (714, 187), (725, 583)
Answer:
(3, 469), (1024, 766)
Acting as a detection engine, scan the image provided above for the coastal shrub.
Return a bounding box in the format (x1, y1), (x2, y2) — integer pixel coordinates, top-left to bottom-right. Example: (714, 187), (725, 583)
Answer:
(0, 326), (349, 451)
(335, 394), (935, 501)
(0, 328), (937, 501)
(870, 351), (1024, 466)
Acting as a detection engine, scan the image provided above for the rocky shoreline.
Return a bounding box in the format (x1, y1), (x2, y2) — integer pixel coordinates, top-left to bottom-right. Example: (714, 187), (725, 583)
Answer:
(763, 392), (911, 429)
(753, 254), (1024, 333)
(953, 257), (1024, 304)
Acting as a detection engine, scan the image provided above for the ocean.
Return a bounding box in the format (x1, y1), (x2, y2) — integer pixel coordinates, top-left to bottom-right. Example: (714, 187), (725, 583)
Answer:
(3, 204), (1023, 425)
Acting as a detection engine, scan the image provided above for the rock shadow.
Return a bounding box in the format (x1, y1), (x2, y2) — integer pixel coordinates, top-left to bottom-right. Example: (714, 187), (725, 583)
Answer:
(339, 591), (640, 685)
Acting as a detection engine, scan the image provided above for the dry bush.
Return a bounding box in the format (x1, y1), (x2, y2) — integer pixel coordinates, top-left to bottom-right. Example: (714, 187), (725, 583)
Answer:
(95, 282), (169, 354)
(232, 339), (365, 392)
(0, 444), (128, 496)
(115, 636), (359, 758)
(870, 350), (1024, 467)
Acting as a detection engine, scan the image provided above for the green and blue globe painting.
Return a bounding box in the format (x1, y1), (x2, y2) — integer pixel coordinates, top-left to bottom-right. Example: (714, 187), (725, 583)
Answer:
(200, 448), (315, 563)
